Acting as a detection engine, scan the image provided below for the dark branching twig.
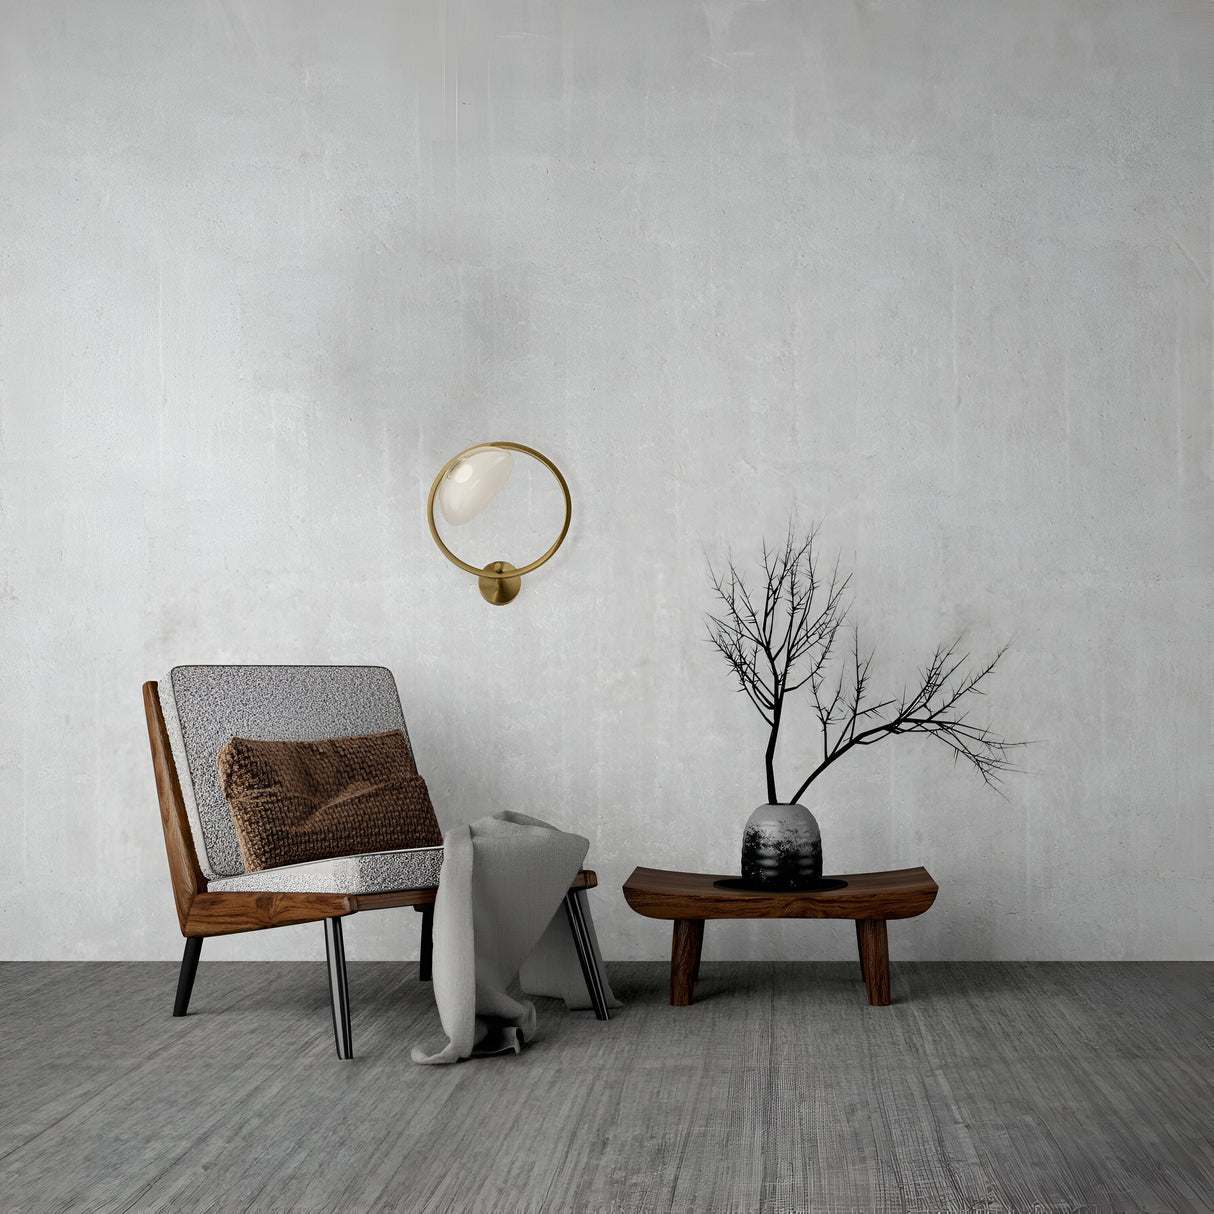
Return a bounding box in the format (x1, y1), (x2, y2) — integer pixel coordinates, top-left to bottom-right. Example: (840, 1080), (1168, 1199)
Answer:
(707, 526), (1025, 804)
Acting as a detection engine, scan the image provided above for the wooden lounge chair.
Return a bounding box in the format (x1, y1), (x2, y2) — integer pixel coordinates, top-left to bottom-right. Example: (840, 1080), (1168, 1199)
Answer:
(143, 665), (609, 1058)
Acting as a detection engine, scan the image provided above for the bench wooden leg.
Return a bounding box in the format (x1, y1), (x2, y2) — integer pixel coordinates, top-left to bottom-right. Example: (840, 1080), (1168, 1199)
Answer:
(671, 919), (704, 1006)
(855, 918), (891, 1006)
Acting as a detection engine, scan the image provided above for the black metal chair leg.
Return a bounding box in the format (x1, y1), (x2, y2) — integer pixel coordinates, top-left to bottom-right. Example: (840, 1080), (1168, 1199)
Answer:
(419, 905), (434, 982)
(563, 889), (610, 1021)
(324, 917), (353, 1059)
(173, 936), (203, 1017)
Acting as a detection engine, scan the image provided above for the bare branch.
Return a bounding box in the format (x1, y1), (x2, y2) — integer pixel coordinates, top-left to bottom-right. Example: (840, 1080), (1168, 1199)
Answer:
(707, 525), (1027, 808)
(789, 638), (1025, 804)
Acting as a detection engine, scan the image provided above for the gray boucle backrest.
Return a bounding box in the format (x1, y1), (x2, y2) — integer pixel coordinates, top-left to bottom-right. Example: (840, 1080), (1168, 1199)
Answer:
(158, 665), (414, 880)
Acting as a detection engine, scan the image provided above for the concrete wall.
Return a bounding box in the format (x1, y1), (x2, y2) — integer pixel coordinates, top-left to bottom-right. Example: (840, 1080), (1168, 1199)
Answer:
(2, 0), (1208, 962)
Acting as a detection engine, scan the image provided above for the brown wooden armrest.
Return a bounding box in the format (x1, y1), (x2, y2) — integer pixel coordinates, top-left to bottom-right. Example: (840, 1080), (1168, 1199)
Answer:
(184, 891), (355, 936)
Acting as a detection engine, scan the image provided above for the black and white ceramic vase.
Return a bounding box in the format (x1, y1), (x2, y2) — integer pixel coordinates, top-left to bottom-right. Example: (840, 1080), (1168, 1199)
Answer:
(741, 803), (822, 890)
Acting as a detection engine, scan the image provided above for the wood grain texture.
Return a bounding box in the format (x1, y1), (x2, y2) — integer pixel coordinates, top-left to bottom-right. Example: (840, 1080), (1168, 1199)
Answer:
(0, 962), (1207, 1212)
(670, 919), (704, 1006)
(623, 865), (938, 921)
(142, 681), (207, 931)
(856, 917), (891, 1006)
(184, 891), (354, 935)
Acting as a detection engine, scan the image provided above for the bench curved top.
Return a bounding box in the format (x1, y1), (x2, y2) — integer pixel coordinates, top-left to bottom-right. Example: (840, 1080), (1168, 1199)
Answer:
(622, 865), (938, 921)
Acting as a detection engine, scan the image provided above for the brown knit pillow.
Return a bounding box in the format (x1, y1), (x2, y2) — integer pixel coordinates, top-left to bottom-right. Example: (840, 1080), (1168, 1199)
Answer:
(216, 730), (443, 873)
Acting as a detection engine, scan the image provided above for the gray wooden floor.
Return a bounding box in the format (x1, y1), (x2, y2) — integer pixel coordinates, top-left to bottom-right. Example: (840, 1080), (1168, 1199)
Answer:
(0, 960), (1208, 1213)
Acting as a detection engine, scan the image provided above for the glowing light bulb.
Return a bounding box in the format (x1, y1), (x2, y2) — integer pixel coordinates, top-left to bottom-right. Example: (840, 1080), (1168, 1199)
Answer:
(437, 446), (514, 525)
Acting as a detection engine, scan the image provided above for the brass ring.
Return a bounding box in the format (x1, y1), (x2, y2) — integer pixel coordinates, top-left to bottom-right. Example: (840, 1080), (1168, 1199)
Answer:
(426, 441), (572, 580)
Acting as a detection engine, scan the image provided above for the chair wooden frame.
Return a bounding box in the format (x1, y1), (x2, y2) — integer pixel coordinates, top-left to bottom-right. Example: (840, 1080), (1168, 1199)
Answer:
(143, 681), (607, 1059)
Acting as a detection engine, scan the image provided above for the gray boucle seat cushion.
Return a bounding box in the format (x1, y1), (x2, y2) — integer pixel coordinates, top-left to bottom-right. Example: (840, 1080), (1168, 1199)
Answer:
(159, 665), (443, 893)
(206, 845), (444, 894)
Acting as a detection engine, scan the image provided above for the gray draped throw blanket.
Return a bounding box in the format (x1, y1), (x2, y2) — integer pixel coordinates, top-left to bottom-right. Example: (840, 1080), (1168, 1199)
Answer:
(411, 811), (620, 1065)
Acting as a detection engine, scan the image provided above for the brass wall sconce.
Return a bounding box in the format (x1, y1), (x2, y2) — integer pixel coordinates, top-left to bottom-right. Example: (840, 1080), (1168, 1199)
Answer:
(426, 442), (572, 605)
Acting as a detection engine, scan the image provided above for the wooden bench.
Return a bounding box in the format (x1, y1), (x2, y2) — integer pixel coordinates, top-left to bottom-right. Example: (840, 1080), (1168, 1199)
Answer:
(622, 865), (938, 1007)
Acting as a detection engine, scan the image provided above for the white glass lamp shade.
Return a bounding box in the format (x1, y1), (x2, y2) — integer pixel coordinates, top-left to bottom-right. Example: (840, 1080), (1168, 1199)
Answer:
(437, 445), (514, 525)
